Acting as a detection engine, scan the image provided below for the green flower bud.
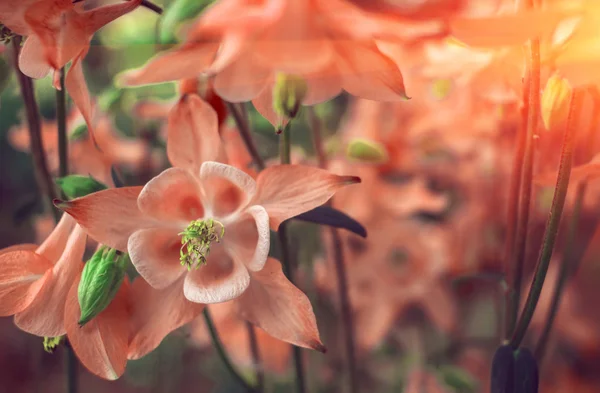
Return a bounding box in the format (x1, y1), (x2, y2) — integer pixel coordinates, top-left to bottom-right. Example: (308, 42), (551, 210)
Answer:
(43, 336), (63, 353)
(78, 247), (127, 326)
(346, 138), (389, 164)
(55, 175), (108, 200)
(273, 73), (308, 120)
(69, 124), (88, 141)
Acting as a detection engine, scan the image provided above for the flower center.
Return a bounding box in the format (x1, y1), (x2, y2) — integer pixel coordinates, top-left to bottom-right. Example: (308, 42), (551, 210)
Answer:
(178, 219), (225, 270)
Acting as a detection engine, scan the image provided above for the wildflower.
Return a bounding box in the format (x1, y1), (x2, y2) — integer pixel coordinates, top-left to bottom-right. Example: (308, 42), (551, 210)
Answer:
(0, 214), (86, 337)
(122, 0), (409, 105)
(2, 0), (143, 139)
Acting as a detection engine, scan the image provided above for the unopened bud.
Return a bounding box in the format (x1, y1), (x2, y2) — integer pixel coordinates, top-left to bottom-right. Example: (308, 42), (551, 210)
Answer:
(78, 247), (127, 326)
(541, 73), (572, 131)
(56, 175), (108, 200)
(273, 73), (308, 120)
(346, 138), (389, 164)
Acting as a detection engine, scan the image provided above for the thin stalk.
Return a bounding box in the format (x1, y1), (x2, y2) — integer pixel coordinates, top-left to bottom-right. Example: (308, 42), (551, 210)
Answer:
(510, 89), (583, 349)
(309, 109), (358, 393)
(245, 322), (264, 392)
(65, 342), (78, 393)
(11, 37), (59, 222)
(533, 91), (600, 360)
(503, 74), (530, 337)
(533, 181), (585, 360)
(506, 37), (541, 339)
(203, 308), (257, 392)
(227, 102), (265, 170)
(57, 68), (68, 178)
(279, 123), (307, 393)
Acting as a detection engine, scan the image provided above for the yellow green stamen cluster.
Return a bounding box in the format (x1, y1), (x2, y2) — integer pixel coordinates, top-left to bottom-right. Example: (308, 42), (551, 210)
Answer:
(179, 219), (225, 270)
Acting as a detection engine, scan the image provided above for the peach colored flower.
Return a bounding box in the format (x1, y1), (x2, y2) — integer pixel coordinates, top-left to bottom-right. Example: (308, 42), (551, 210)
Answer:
(122, 0), (409, 104)
(190, 302), (291, 374)
(0, 214), (85, 337)
(3, 0), (143, 139)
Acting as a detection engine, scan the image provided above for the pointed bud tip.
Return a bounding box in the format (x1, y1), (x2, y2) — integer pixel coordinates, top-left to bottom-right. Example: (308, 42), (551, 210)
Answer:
(342, 176), (361, 185)
(53, 198), (69, 209)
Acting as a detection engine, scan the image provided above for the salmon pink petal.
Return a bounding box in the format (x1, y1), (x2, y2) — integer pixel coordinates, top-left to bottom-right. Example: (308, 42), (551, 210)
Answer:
(234, 258), (325, 352)
(224, 205), (270, 272)
(57, 186), (157, 251)
(0, 250), (52, 316)
(450, 9), (571, 48)
(253, 0), (334, 74)
(167, 95), (220, 172)
(24, 1), (87, 69)
(15, 225), (86, 337)
(303, 67), (343, 105)
(18, 35), (52, 79)
(0, 244), (38, 255)
(138, 168), (204, 223)
(120, 43), (218, 86)
(65, 276), (129, 380)
(81, 0), (142, 34)
(128, 228), (185, 290)
(199, 162), (257, 217)
(337, 41), (409, 101)
(253, 165), (360, 229)
(251, 86), (288, 129)
(65, 51), (96, 144)
(206, 31), (246, 75)
(128, 278), (204, 359)
(35, 213), (76, 263)
(213, 52), (271, 102)
(183, 246), (250, 304)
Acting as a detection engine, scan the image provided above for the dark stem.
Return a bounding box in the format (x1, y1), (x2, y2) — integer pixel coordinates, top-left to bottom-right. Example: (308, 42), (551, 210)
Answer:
(72, 0), (162, 14)
(65, 342), (79, 393)
(309, 109), (358, 393)
(227, 102), (266, 171)
(510, 89), (583, 349)
(533, 89), (600, 360)
(506, 36), (540, 339)
(503, 73), (530, 337)
(533, 181), (585, 360)
(203, 308), (256, 392)
(245, 322), (264, 392)
(277, 123), (307, 393)
(57, 68), (68, 178)
(278, 225), (307, 393)
(11, 37), (59, 222)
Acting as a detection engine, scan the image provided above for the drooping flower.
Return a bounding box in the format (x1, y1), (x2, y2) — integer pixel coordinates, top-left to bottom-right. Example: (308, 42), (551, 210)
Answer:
(122, 0), (410, 106)
(0, 214), (86, 337)
(1, 0), (143, 139)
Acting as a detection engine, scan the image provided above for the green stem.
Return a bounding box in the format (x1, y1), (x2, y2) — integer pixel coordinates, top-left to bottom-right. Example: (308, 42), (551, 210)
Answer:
(227, 102), (265, 171)
(510, 89), (583, 349)
(245, 322), (264, 393)
(533, 181), (585, 360)
(309, 109), (358, 393)
(57, 68), (68, 178)
(11, 37), (59, 222)
(506, 36), (540, 339)
(504, 72), (530, 338)
(278, 122), (307, 393)
(203, 308), (256, 392)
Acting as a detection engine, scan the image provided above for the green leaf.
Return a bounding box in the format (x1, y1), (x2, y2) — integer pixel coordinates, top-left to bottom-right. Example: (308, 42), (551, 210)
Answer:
(55, 175), (108, 200)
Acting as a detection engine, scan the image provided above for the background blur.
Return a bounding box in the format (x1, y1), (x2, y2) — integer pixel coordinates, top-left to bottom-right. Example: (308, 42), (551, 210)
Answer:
(1, 1), (600, 392)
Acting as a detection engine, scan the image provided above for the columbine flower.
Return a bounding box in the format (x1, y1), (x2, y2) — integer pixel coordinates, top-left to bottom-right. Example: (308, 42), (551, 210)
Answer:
(0, 0), (143, 138)
(0, 214), (86, 337)
(121, 0), (409, 105)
